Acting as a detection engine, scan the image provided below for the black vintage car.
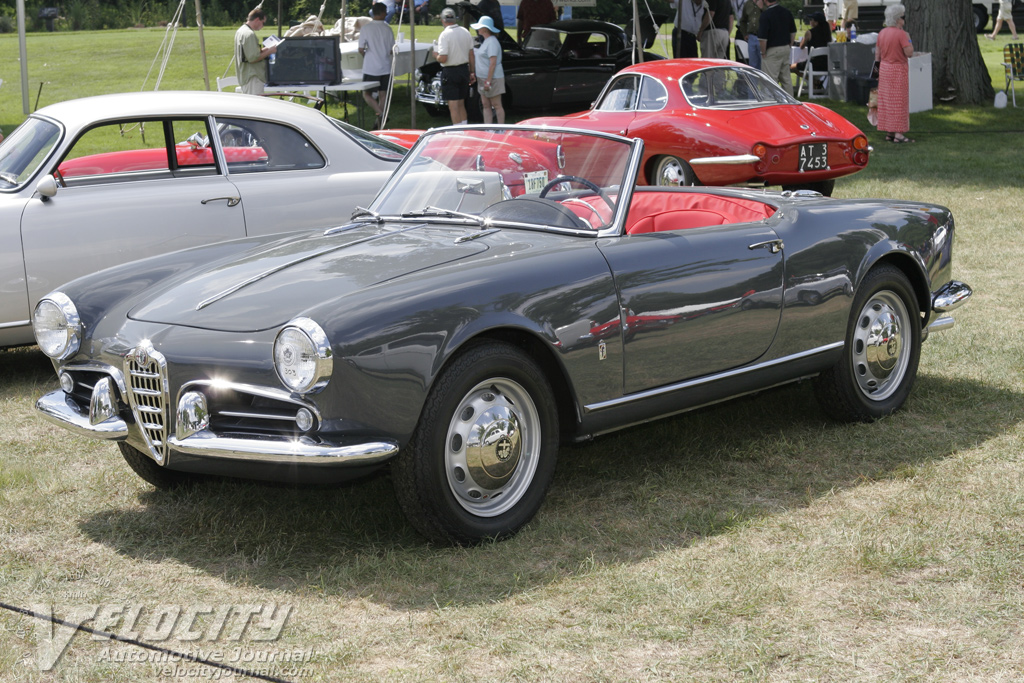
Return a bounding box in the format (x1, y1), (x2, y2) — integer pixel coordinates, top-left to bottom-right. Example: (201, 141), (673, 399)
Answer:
(416, 16), (664, 118)
(35, 126), (971, 546)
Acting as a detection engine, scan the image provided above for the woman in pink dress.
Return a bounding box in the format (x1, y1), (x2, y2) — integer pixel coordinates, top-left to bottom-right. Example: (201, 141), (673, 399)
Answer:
(876, 4), (914, 143)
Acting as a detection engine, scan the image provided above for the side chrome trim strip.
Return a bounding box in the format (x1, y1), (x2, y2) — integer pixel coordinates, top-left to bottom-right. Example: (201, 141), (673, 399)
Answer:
(688, 154), (761, 166)
(584, 341), (844, 412)
(0, 319), (30, 330)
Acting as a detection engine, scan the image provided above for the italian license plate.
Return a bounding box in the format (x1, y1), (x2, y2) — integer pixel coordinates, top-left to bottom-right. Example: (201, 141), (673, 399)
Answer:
(522, 170), (549, 195)
(798, 143), (829, 172)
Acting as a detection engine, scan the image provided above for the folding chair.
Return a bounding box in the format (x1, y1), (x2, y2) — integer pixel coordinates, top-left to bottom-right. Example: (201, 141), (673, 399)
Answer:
(797, 46), (830, 99)
(1004, 43), (1024, 107)
(733, 38), (749, 64)
(216, 76), (240, 92)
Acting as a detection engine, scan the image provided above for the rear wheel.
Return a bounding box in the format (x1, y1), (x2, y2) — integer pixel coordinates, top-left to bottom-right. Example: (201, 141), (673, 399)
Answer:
(118, 443), (199, 489)
(392, 342), (559, 545)
(813, 265), (921, 422)
(973, 5), (988, 32)
(651, 155), (698, 186)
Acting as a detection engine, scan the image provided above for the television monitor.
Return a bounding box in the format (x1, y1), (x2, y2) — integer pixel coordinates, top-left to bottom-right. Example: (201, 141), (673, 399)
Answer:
(267, 36), (342, 86)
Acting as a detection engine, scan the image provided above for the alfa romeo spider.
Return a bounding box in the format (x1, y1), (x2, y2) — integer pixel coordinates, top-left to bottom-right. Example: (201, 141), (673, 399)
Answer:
(34, 125), (970, 545)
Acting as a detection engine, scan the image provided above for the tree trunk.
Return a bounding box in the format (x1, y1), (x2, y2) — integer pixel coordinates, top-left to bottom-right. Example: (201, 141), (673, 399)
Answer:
(905, 0), (994, 104)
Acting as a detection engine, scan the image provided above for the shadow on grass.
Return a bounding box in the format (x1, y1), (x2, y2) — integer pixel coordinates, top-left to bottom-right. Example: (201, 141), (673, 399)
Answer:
(75, 372), (1023, 611)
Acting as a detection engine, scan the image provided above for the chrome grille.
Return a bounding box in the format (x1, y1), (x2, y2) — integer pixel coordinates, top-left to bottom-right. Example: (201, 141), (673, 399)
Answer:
(125, 343), (169, 464)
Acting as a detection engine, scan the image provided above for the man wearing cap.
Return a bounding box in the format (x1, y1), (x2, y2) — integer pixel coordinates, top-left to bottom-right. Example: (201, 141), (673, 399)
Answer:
(471, 15), (506, 124)
(434, 7), (476, 125)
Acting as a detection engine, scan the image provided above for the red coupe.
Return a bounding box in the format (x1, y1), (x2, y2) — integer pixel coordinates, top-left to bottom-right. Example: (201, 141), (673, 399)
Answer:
(522, 59), (870, 196)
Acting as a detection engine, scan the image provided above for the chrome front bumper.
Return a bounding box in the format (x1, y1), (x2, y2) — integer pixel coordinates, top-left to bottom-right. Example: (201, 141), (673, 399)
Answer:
(36, 387), (399, 467)
(924, 280), (972, 338)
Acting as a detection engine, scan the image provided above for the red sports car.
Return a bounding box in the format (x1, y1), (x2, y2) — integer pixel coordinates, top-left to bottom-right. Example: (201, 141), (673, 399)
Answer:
(522, 59), (870, 196)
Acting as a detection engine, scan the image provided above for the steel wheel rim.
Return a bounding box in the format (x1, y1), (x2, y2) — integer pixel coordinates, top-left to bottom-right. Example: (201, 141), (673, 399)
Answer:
(444, 377), (541, 517)
(852, 290), (910, 401)
(656, 157), (686, 186)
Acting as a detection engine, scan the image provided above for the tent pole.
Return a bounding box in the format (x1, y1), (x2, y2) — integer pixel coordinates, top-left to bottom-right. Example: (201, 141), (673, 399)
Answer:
(17, 0), (29, 114)
(409, 0), (416, 127)
(633, 0), (643, 63)
(195, 0), (211, 90)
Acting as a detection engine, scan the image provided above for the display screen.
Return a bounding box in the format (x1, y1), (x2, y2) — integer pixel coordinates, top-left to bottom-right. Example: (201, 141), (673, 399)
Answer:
(267, 36), (342, 86)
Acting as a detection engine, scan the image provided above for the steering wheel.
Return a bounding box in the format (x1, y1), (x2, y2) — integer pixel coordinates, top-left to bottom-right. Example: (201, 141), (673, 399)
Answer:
(538, 175), (617, 218)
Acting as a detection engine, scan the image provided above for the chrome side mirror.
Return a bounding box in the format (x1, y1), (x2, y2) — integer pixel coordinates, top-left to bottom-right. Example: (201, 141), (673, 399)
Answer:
(36, 174), (58, 200)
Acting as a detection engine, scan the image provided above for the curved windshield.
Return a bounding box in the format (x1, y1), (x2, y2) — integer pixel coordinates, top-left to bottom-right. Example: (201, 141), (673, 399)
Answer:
(370, 127), (635, 232)
(0, 117), (62, 189)
(524, 27), (565, 54)
(681, 66), (799, 109)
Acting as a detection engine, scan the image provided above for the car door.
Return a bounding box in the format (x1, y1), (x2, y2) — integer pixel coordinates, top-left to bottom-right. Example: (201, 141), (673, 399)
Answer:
(212, 116), (390, 234)
(598, 217), (784, 395)
(19, 117), (247, 308)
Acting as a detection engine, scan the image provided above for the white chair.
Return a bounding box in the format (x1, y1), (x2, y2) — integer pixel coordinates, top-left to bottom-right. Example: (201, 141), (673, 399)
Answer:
(733, 38), (749, 63)
(216, 76), (240, 93)
(797, 46), (830, 99)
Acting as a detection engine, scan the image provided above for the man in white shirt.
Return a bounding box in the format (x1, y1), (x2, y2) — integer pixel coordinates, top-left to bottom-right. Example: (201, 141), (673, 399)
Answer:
(359, 2), (395, 128)
(434, 8), (475, 125)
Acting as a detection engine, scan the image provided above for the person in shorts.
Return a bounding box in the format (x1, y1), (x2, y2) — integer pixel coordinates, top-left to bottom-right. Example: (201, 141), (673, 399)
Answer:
(359, 3), (395, 129)
(471, 15), (505, 123)
(988, 0), (1019, 40)
(434, 7), (475, 125)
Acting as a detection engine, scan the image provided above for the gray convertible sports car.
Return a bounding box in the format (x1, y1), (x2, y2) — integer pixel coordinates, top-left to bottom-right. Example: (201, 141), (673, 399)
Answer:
(34, 126), (971, 545)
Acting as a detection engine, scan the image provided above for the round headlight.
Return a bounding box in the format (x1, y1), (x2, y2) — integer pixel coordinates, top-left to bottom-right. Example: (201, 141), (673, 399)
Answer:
(273, 318), (333, 394)
(32, 292), (82, 360)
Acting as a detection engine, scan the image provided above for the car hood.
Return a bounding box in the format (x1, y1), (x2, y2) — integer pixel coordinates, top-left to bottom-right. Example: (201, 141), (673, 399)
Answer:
(723, 104), (853, 144)
(127, 223), (490, 333)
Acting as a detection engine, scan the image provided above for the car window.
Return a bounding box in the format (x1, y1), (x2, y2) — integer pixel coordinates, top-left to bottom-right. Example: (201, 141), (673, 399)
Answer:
(0, 117), (61, 189)
(170, 119), (219, 172)
(57, 120), (176, 184)
(637, 76), (668, 111)
(213, 117), (325, 174)
(681, 66), (799, 108)
(327, 116), (407, 162)
(596, 75), (640, 112)
(524, 27), (564, 55)
(562, 32), (608, 59)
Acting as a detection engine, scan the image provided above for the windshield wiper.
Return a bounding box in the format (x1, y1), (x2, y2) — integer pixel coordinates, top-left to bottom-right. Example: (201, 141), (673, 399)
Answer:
(402, 205), (485, 225)
(0, 172), (19, 185)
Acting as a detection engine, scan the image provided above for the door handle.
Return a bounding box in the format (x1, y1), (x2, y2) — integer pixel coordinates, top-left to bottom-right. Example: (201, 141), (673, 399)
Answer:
(748, 239), (784, 254)
(201, 196), (241, 207)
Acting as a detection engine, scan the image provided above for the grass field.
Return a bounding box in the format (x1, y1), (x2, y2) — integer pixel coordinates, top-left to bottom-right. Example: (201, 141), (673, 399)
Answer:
(1, 26), (1023, 682)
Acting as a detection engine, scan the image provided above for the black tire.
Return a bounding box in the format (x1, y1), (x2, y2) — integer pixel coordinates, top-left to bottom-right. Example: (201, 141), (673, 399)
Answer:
(813, 265), (921, 422)
(391, 342), (559, 545)
(973, 5), (988, 32)
(782, 179), (835, 197)
(423, 103), (446, 118)
(118, 442), (198, 489)
(651, 155), (699, 186)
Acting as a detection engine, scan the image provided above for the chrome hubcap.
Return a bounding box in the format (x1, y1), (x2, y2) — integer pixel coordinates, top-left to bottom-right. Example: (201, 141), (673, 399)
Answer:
(657, 158), (685, 186)
(445, 378), (540, 517)
(852, 290), (910, 401)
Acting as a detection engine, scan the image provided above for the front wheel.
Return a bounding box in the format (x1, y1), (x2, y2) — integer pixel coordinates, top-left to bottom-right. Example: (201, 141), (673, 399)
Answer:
(392, 342), (559, 545)
(813, 265), (921, 422)
(651, 155), (698, 186)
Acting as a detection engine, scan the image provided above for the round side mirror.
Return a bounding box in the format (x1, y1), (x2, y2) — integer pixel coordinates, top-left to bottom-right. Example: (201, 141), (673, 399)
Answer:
(36, 174), (58, 199)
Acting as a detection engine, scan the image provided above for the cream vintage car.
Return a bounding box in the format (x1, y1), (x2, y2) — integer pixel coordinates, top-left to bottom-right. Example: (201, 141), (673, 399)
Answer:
(0, 91), (406, 348)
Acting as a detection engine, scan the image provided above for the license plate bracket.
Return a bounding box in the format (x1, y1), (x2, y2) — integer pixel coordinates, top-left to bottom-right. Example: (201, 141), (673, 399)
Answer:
(798, 142), (829, 172)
